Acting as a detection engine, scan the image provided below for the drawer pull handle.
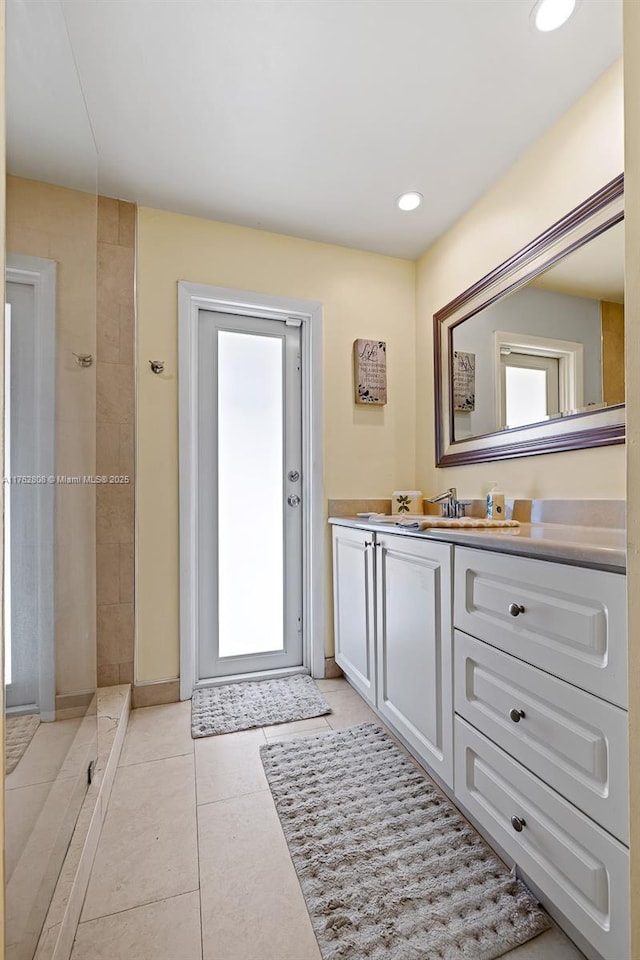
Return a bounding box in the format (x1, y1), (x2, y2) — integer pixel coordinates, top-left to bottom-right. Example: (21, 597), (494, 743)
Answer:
(511, 815), (526, 833)
(508, 603), (525, 617)
(509, 708), (525, 723)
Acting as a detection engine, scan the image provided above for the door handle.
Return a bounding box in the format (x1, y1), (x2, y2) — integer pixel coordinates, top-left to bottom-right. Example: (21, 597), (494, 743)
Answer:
(287, 494), (301, 507)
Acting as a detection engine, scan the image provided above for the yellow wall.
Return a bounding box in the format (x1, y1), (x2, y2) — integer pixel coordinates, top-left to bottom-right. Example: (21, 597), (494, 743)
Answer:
(415, 59), (625, 500)
(136, 213), (416, 681)
(137, 60), (626, 681)
(624, 2), (640, 955)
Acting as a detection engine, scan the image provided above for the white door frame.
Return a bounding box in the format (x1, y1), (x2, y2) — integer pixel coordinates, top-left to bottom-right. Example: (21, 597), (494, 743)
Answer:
(178, 282), (324, 700)
(5, 254), (57, 720)
(493, 330), (585, 429)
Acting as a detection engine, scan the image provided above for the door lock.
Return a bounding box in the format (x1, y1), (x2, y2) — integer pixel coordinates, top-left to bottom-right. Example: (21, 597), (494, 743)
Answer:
(288, 470), (300, 482)
(287, 494), (301, 507)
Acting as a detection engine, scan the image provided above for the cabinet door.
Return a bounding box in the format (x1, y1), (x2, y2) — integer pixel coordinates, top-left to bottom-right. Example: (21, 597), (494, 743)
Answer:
(376, 534), (453, 787)
(332, 526), (376, 704)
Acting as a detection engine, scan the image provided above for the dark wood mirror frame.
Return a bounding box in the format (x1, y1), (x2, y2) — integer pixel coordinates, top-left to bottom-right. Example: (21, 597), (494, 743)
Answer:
(433, 174), (625, 467)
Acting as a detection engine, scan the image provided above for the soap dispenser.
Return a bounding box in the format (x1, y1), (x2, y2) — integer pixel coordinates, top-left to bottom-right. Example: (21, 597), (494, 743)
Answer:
(486, 481), (505, 519)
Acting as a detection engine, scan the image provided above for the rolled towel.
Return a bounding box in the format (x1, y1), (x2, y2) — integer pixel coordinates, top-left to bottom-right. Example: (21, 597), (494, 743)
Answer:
(397, 517), (520, 530)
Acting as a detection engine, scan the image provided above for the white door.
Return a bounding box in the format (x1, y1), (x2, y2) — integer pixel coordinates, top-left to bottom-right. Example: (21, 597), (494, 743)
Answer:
(197, 311), (303, 680)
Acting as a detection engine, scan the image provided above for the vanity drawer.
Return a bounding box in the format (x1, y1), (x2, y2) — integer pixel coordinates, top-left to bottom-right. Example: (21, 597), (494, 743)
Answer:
(455, 717), (629, 960)
(454, 631), (628, 843)
(454, 547), (627, 708)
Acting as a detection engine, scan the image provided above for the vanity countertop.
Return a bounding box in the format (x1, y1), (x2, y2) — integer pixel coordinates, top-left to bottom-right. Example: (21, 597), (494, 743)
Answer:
(328, 516), (626, 573)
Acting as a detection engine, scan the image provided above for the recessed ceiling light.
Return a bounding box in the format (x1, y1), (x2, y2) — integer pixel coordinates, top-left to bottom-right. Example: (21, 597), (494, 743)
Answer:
(397, 191), (423, 212)
(532, 0), (577, 32)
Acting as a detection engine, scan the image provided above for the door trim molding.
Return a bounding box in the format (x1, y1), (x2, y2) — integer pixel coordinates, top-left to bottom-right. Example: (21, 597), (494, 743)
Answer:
(177, 282), (324, 700)
(6, 254), (57, 720)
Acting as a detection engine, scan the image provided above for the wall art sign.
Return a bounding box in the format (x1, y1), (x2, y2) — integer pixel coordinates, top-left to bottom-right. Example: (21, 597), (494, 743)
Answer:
(354, 339), (387, 405)
(453, 350), (475, 412)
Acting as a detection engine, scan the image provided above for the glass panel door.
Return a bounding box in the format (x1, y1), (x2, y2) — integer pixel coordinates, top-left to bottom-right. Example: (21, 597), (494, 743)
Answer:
(197, 311), (303, 680)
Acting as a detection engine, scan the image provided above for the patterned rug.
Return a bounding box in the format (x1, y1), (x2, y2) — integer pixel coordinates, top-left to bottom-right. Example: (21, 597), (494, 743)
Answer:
(260, 723), (551, 960)
(6, 714), (40, 774)
(191, 674), (331, 737)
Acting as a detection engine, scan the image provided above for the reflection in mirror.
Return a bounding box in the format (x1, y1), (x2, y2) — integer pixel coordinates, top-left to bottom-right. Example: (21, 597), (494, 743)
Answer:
(452, 218), (624, 441)
(434, 176), (624, 466)
(5, 1), (97, 957)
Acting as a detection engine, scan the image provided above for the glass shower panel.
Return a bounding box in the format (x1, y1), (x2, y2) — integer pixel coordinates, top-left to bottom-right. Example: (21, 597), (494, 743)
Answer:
(5, 1), (98, 958)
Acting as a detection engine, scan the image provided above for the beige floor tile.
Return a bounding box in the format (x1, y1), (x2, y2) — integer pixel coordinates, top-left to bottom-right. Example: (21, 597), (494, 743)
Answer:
(198, 791), (321, 960)
(81, 754), (198, 921)
(501, 926), (585, 958)
(320, 683), (364, 705)
(5, 781), (52, 879)
(119, 701), (193, 766)
(71, 892), (202, 960)
(323, 687), (379, 730)
(262, 716), (331, 739)
(6, 776), (85, 957)
(6, 718), (83, 789)
(314, 677), (349, 694)
(195, 728), (268, 805)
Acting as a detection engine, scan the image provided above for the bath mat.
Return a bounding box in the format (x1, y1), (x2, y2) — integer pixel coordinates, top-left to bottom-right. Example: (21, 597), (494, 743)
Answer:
(191, 674), (331, 737)
(260, 723), (551, 960)
(6, 714), (40, 774)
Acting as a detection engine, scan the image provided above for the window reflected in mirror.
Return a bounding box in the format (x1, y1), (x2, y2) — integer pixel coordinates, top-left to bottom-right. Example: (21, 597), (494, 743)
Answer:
(451, 218), (624, 441)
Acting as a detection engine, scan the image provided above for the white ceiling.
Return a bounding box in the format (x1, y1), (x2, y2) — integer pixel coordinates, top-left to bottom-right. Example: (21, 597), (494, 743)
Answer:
(7, 0), (622, 259)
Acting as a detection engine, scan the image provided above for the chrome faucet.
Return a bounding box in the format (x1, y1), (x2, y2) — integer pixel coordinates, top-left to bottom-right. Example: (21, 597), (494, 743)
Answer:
(426, 487), (467, 518)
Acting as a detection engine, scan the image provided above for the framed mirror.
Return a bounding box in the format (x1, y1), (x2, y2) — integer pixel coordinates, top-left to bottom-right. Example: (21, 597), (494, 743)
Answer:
(434, 175), (624, 466)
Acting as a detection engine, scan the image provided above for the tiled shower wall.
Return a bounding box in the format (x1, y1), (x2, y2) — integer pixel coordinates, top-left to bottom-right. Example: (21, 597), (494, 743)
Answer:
(96, 197), (136, 686)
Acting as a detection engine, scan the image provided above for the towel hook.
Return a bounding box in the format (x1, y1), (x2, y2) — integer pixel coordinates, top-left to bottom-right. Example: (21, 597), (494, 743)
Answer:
(73, 352), (94, 368)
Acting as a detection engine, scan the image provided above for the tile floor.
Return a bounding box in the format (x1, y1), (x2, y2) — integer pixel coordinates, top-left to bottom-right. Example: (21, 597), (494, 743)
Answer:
(71, 678), (586, 960)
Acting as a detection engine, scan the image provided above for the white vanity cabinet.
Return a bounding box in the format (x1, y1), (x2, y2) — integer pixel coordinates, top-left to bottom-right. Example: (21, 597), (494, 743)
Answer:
(453, 547), (629, 960)
(332, 524), (454, 786)
(331, 522), (630, 959)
